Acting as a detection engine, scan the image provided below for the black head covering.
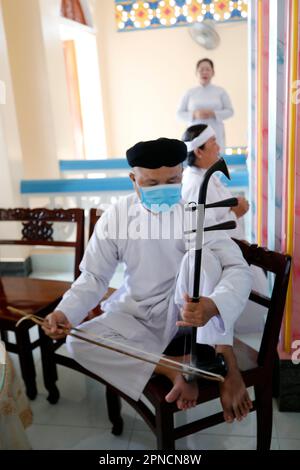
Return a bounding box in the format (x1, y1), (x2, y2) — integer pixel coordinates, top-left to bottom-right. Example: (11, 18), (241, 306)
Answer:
(126, 137), (187, 169)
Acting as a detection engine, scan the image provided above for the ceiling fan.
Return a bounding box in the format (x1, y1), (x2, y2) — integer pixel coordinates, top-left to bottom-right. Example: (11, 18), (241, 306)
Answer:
(189, 20), (220, 50)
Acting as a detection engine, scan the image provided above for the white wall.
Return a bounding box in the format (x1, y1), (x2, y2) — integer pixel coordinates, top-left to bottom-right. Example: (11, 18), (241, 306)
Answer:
(0, 1), (29, 259)
(0, 0), (22, 204)
(93, 0), (248, 156)
(1, 0), (59, 178)
(0, 0), (23, 198)
(39, 0), (76, 161)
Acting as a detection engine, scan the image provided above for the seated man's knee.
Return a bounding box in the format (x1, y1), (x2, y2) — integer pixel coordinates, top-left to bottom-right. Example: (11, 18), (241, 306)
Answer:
(66, 333), (83, 358)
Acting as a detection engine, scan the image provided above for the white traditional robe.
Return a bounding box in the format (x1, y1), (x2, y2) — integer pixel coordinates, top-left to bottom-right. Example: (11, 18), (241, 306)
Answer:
(182, 165), (268, 334)
(57, 193), (252, 401)
(177, 83), (234, 152)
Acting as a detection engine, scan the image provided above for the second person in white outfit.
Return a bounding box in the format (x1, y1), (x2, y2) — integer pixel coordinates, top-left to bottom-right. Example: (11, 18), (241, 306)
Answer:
(181, 124), (268, 334)
(177, 58), (234, 152)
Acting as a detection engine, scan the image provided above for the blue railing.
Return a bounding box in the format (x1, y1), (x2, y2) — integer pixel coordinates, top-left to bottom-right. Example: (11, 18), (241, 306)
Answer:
(20, 172), (248, 194)
(59, 158), (130, 171)
(21, 177), (133, 194)
(58, 154), (247, 172)
(21, 150), (248, 195)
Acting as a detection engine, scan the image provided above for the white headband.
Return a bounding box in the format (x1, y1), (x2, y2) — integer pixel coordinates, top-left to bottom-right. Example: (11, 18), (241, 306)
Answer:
(185, 125), (216, 152)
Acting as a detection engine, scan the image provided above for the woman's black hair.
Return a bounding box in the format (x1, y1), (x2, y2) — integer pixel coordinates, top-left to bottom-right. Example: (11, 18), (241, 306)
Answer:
(182, 124), (208, 166)
(196, 58), (214, 72)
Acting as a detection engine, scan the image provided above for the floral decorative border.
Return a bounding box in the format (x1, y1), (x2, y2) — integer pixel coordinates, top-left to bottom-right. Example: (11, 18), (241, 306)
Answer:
(115, 0), (248, 32)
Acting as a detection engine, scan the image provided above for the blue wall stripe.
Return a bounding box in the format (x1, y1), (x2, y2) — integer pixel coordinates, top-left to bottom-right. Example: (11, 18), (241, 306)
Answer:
(59, 159), (130, 171)
(21, 171), (248, 194)
(220, 171), (249, 188)
(223, 155), (247, 166)
(21, 178), (134, 194)
(59, 155), (247, 171)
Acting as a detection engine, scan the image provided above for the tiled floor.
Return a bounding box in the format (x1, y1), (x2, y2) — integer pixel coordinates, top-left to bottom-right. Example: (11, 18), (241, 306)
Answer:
(6, 342), (299, 450)
(10, 268), (298, 450)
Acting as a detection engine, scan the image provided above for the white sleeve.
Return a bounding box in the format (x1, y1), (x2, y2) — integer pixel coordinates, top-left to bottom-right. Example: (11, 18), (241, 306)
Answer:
(214, 89), (234, 122)
(182, 173), (202, 204)
(205, 235), (252, 342)
(176, 210), (251, 345)
(56, 209), (119, 326)
(176, 90), (194, 123)
(205, 178), (244, 239)
(214, 207), (243, 240)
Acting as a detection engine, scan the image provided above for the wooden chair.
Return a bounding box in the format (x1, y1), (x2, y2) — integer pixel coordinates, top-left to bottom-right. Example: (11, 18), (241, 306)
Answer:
(134, 240), (291, 450)
(89, 208), (102, 239)
(0, 208), (84, 401)
(40, 211), (291, 449)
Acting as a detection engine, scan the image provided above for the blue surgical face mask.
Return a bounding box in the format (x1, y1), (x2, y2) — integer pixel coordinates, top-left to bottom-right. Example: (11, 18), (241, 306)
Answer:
(138, 183), (182, 213)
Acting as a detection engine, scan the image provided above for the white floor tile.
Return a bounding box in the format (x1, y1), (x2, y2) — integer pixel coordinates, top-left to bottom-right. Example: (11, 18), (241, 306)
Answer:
(132, 413), (151, 432)
(185, 413), (259, 438)
(26, 424), (131, 450)
(178, 434), (279, 451)
(31, 364), (136, 430)
(128, 430), (280, 451)
(128, 430), (156, 450)
(278, 438), (300, 450)
(274, 409), (300, 439)
(72, 428), (132, 450)
(270, 438), (280, 450)
(26, 423), (281, 451)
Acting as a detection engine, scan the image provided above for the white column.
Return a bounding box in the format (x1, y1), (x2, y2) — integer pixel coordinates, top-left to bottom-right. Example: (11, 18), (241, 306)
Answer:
(0, 0), (23, 201)
(39, 0), (76, 161)
(0, 1), (28, 261)
(1, 0), (59, 178)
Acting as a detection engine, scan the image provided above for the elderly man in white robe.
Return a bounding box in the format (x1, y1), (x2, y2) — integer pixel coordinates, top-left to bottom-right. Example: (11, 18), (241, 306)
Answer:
(181, 124), (268, 334)
(43, 138), (253, 423)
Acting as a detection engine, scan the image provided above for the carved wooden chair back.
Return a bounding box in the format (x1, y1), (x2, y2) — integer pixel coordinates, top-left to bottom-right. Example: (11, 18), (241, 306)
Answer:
(0, 208), (84, 279)
(0, 207), (85, 401)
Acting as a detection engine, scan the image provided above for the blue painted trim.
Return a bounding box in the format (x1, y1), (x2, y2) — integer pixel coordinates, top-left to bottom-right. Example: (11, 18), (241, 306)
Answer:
(21, 172), (248, 194)
(59, 154), (247, 172)
(21, 178), (133, 194)
(223, 155), (247, 166)
(59, 159), (130, 171)
(220, 171), (248, 188)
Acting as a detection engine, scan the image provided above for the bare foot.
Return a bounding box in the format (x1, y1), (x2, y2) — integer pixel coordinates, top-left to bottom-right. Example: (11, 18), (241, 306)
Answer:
(219, 369), (253, 422)
(155, 354), (199, 410)
(165, 374), (198, 410)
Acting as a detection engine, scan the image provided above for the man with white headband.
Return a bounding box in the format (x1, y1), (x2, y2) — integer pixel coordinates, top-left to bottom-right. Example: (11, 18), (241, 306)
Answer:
(184, 125), (217, 154)
(43, 137), (253, 423)
(182, 124), (268, 334)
